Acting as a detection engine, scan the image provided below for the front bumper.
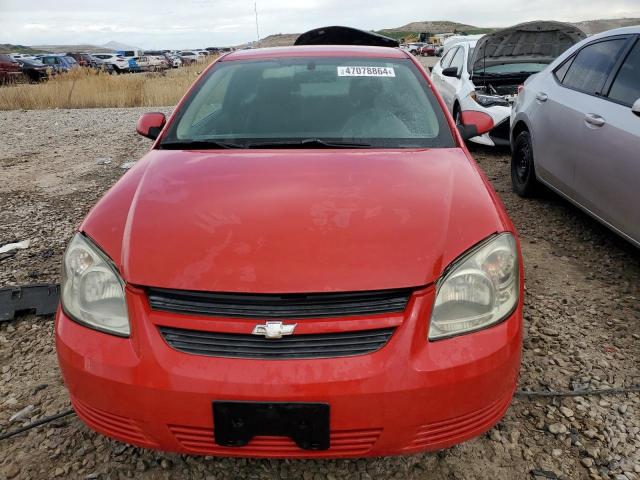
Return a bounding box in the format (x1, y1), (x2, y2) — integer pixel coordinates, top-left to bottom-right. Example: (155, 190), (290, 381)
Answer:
(56, 285), (522, 458)
(461, 100), (512, 147)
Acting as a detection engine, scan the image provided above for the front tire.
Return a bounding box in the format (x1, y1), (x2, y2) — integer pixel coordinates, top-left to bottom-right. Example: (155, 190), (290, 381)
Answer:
(511, 131), (538, 197)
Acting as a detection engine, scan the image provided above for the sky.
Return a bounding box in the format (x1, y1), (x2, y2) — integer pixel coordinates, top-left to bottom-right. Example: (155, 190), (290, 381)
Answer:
(1, 0), (639, 49)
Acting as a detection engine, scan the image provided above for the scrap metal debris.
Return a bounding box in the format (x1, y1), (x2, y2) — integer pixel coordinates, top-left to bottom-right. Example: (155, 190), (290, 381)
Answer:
(9, 405), (35, 423)
(0, 239), (31, 254)
(0, 284), (60, 322)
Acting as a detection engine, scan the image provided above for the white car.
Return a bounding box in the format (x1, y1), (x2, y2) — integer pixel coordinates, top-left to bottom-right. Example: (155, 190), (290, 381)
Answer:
(134, 56), (167, 72)
(400, 43), (423, 55)
(168, 56), (182, 68)
(91, 53), (130, 73)
(179, 51), (206, 62)
(431, 21), (585, 146)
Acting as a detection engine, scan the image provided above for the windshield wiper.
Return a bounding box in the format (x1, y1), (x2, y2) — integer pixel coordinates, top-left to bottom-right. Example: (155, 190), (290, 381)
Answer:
(245, 138), (372, 149)
(160, 140), (247, 150)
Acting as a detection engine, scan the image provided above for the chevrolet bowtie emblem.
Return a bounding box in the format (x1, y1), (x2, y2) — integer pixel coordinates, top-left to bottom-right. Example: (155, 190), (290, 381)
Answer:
(252, 321), (297, 339)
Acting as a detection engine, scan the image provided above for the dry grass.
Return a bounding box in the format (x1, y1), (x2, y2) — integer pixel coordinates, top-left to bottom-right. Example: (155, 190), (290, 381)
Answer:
(0, 58), (217, 110)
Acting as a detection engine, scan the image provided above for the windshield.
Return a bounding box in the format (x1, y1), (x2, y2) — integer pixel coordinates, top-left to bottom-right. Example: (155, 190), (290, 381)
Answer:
(473, 62), (548, 75)
(161, 57), (454, 149)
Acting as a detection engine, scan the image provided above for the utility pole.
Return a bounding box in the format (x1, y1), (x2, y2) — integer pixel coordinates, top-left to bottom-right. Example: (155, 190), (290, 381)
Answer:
(254, 2), (260, 46)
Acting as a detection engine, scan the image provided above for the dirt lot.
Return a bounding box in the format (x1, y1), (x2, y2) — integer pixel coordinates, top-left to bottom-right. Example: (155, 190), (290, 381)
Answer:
(0, 106), (639, 480)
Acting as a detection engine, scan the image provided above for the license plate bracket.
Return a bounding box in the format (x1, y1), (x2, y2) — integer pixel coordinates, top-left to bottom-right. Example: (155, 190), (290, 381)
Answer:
(213, 401), (330, 450)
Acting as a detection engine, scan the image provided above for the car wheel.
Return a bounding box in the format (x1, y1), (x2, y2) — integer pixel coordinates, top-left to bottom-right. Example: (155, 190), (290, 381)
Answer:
(511, 131), (538, 197)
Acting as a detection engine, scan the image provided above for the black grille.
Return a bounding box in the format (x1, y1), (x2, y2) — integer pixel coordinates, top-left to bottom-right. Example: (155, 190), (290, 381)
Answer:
(147, 288), (411, 319)
(159, 326), (396, 359)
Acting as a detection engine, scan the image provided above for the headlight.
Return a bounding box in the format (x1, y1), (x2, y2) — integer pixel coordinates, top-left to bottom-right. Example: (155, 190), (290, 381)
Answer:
(61, 234), (130, 336)
(428, 233), (519, 340)
(471, 92), (511, 108)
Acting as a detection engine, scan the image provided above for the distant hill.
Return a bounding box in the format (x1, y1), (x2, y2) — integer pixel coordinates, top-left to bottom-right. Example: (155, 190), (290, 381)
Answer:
(101, 40), (141, 51)
(0, 44), (50, 54)
(572, 18), (639, 35)
(31, 44), (111, 53)
(28, 40), (139, 54)
(257, 33), (301, 48)
(381, 20), (494, 36)
(252, 22), (491, 48)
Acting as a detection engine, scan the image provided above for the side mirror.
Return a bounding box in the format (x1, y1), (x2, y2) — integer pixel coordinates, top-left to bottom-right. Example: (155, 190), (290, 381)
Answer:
(457, 111), (495, 141)
(442, 67), (460, 78)
(632, 98), (640, 117)
(136, 112), (166, 140)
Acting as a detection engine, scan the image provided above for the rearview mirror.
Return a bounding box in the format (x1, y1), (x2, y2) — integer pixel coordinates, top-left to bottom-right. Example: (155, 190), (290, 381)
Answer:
(632, 98), (640, 117)
(457, 111), (495, 141)
(136, 112), (166, 140)
(442, 67), (460, 78)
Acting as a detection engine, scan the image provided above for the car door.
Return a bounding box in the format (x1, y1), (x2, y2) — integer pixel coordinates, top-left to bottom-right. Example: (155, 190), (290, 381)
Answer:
(571, 35), (640, 243)
(434, 47), (463, 111)
(531, 36), (630, 196)
(431, 47), (457, 96)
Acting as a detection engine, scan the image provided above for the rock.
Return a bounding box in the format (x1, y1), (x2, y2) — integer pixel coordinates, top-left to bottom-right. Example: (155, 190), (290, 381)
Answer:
(120, 161), (136, 170)
(160, 459), (172, 469)
(54, 467), (65, 476)
(552, 449), (563, 457)
(584, 429), (598, 439)
(548, 423), (567, 435)
(581, 457), (595, 468)
(4, 463), (20, 479)
(560, 406), (574, 418)
(96, 157), (112, 165)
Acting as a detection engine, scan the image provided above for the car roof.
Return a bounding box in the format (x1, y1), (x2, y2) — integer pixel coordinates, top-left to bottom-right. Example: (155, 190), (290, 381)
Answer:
(222, 45), (408, 61)
(584, 25), (640, 39)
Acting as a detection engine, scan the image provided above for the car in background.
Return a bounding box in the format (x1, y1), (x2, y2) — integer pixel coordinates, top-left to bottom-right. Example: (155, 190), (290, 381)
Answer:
(179, 50), (206, 63)
(91, 53), (130, 73)
(178, 51), (199, 65)
(420, 44), (436, 56)
(67, 52), (96, 68)
(36, 55), (79, 74)
(126, 57), (140, 73)
(18, 58), (51, 82)
(511, 26), (640, 247)
(9, 53), (37, 61)
(400, 42), (424, 55)
(134, 56), (167, 72)
(431, 21), (585, 146)
(56, 35), (523, 458)
(167, 55), (182, 68)
(0, 54), (23, 83)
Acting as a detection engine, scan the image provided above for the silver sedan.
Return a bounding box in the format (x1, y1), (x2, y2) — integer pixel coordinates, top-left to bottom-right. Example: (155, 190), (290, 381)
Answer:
(510, 26), (640, 247)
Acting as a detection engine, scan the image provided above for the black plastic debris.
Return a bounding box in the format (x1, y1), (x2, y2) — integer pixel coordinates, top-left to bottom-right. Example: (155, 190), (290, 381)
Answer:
(0, 284), (60, 322)
(295, 26), (399, 48)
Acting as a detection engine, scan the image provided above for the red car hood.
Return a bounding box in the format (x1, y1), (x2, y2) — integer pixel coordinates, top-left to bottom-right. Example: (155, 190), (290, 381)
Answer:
(82, 148), (506, 293)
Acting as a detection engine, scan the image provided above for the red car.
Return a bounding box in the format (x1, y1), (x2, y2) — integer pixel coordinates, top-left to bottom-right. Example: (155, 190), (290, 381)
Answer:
(56, 38), (523, 458)
(420, 44), (437, 56)
(0, 54), (23, 83)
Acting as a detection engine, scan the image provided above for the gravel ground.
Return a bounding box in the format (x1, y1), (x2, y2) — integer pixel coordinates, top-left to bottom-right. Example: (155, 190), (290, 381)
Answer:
(0, 106), (639, 480)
